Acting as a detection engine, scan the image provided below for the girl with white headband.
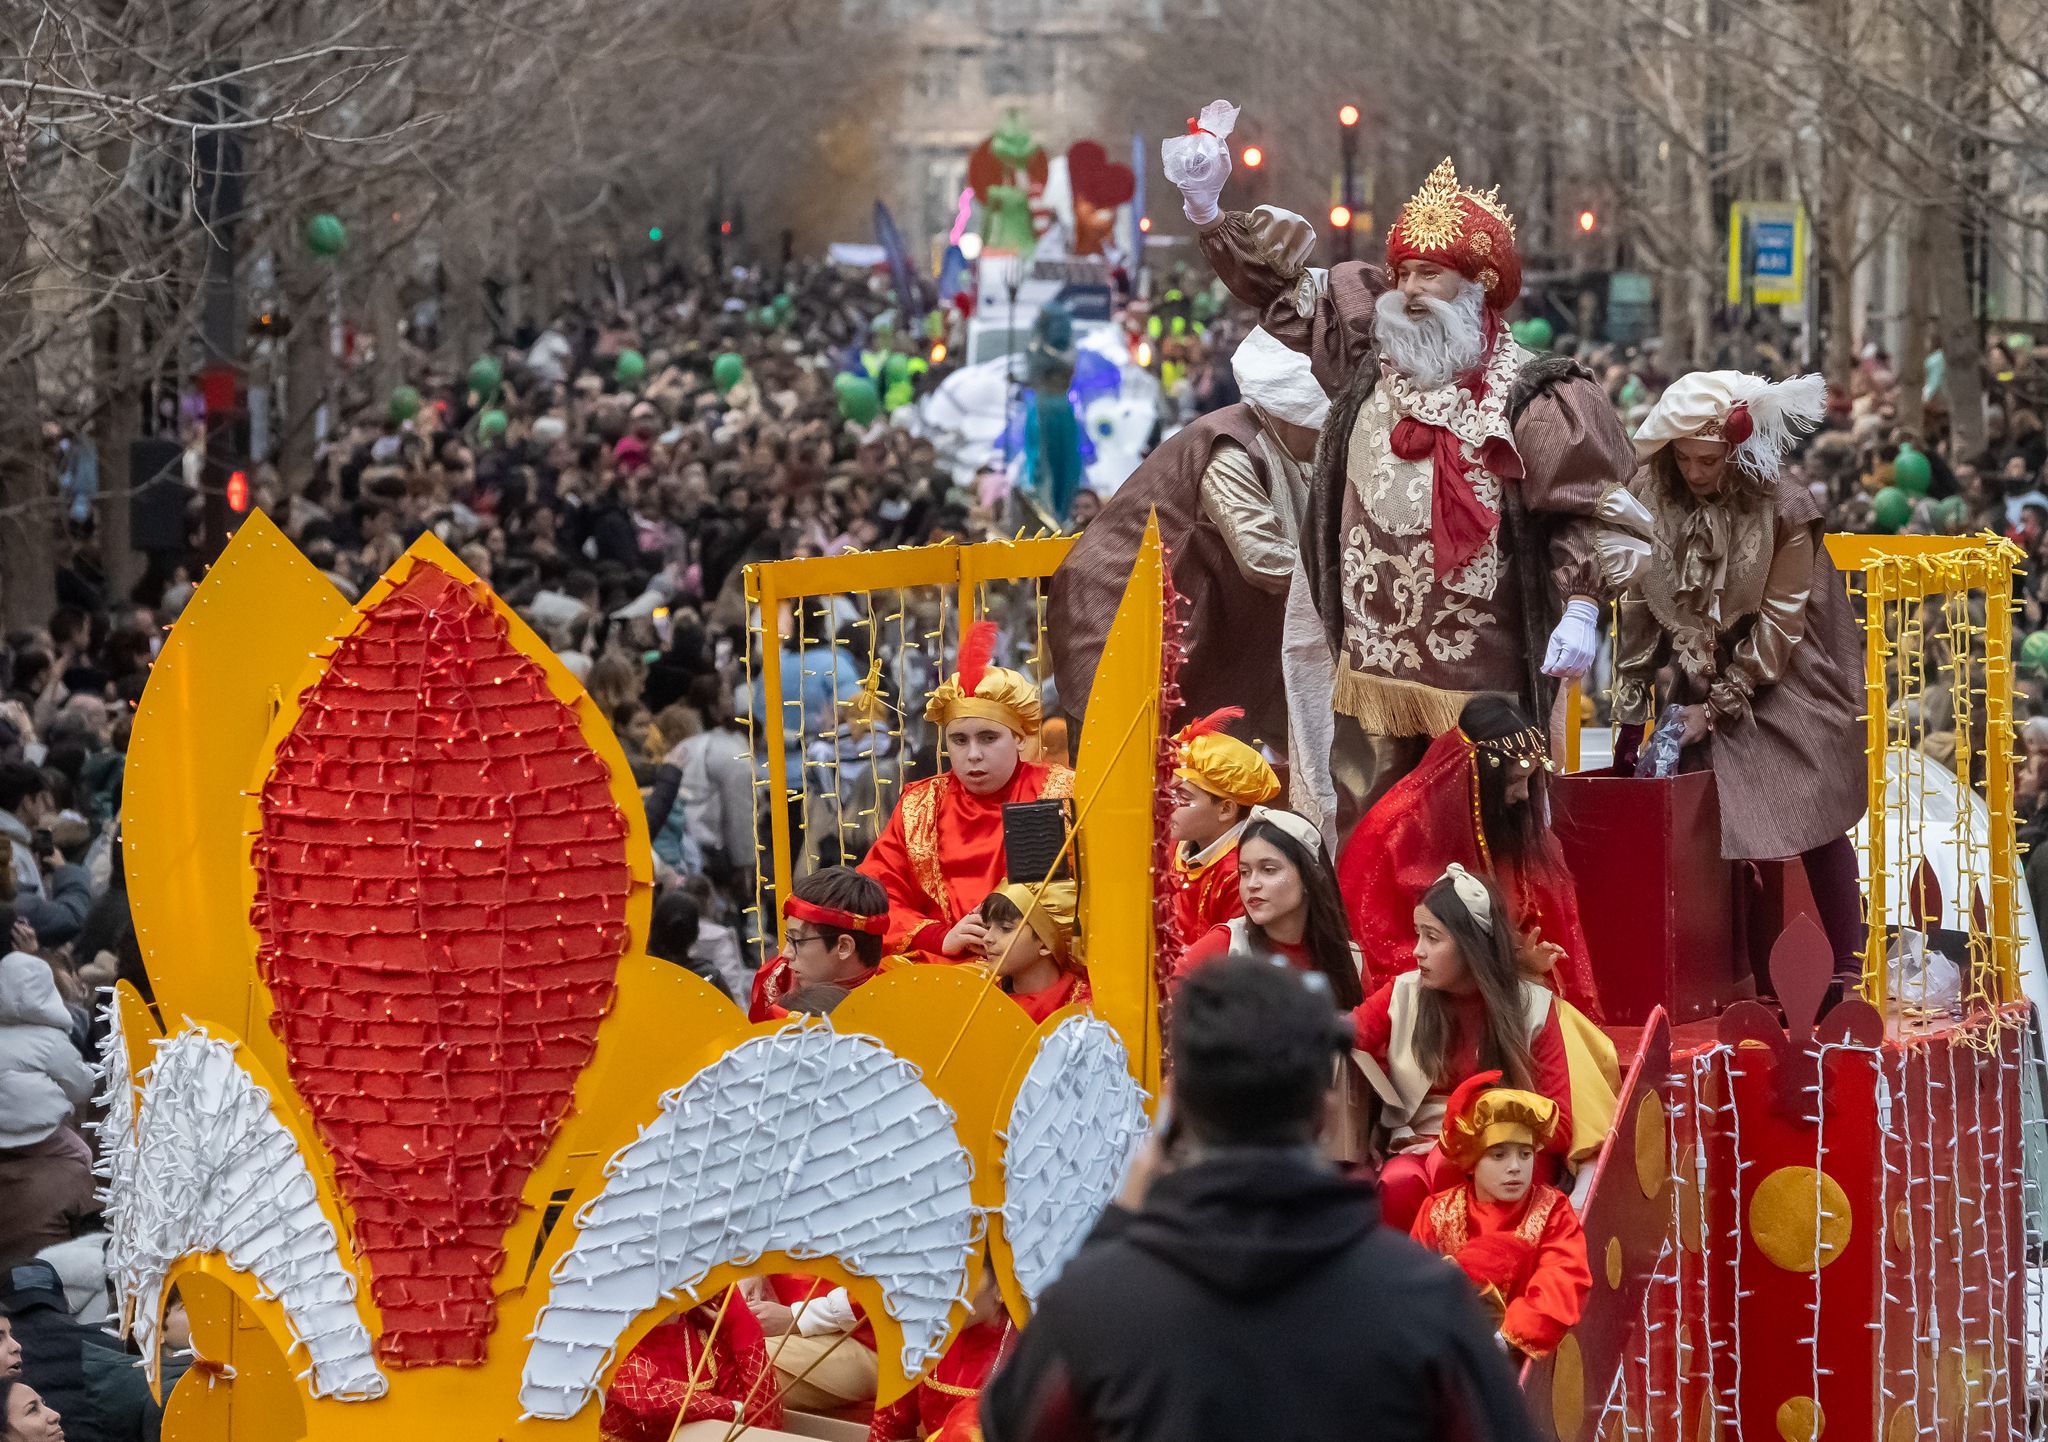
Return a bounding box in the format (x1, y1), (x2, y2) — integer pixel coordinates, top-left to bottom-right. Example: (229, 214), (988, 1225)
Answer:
(1354, 863), (1572, 1231)
(1174, 805), (1365, 1011)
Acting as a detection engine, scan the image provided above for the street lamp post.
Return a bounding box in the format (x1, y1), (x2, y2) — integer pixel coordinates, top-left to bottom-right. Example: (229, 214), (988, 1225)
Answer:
(1336, 104), (1360, 263)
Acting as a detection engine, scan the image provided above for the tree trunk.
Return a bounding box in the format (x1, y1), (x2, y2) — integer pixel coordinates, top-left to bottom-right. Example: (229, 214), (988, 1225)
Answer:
(279, 248), (332, 485)
(0, 202), (55, 631)
(1929, 204), (1985, 462)
(1895, 206), (1932, 439)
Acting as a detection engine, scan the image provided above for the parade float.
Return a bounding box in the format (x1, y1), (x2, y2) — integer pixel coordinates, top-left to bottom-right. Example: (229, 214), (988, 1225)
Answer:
(101, 507), (2043, 1442)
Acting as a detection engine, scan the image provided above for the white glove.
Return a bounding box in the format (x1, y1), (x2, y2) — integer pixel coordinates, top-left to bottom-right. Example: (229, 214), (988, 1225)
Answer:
(791, 1287), (858, 1337)
(1161, 99), (1240, 226)
(1542, 598), (1600, 679)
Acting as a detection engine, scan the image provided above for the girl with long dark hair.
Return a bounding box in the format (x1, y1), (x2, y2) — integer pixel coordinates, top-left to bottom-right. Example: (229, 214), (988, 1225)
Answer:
(1354, 865), (1572, 1229)
(1175, 808), (1364, 1010)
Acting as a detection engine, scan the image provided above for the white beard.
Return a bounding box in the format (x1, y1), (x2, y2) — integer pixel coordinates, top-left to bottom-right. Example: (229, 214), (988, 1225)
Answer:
(1374, 281), (1488, 390)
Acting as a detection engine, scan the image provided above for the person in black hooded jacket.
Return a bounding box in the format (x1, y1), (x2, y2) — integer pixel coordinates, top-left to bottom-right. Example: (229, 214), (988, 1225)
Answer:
(981, 955), (1539, 1442)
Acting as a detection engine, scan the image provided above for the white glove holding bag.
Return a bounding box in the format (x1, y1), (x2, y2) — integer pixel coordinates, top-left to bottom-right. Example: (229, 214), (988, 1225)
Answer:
(1161, 99), (1240, 225)
(1542, 598), (1600, 679)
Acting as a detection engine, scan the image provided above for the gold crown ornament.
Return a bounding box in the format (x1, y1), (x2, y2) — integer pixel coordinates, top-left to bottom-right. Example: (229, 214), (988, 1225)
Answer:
(1386, 158), (1523, 309)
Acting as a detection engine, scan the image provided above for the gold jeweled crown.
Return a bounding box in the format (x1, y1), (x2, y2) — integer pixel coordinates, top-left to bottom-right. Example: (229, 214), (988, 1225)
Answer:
(1394, 158), (1518, 251)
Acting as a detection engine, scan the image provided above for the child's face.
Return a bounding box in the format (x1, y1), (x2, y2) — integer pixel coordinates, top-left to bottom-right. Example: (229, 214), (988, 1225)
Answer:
(983, 911), (1051, 979)
(1474, 1141), (1536, 1204)
(1169, 780), (1237, 847)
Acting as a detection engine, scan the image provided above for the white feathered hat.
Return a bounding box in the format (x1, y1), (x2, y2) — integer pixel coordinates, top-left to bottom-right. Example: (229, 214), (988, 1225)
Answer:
(1632, 370), (1827, 483)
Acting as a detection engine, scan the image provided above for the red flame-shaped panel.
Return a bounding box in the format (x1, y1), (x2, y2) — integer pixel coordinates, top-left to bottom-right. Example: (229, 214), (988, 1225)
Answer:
(252, 562), (629, 1365)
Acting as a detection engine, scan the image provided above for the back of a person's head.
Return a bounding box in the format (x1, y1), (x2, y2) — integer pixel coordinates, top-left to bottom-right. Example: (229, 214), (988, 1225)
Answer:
(1171, 955), (1340, 1148)
(0, 761), (45, 815)
(647, 890), (701, 964)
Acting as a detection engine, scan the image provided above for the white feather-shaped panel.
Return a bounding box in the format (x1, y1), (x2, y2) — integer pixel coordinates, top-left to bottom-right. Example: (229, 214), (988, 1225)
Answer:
(520, 1024), (978, 1419)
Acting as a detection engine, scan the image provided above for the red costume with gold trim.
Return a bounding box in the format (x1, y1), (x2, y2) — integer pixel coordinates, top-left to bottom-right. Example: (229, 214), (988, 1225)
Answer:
(597, 1299), (783, 1440)
(1171, 836), (1246, 943)
(1165, 708), (1277, 964)
(1408, 1070), (1591, 1358)
(860, 762), (1075, 960)
(1410, 1181), (1590, 1358)
(858, 621), (1076, 960)
(1336, 726), (1599, 1017)
(869, 1318), (1010, 1441)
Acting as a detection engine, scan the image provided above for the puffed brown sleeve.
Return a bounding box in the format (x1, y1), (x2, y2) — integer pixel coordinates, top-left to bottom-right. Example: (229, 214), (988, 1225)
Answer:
(1511, 370), (1652, 601)
(1196, 206), (1384, 395)
(1611, 589), (1667, 726)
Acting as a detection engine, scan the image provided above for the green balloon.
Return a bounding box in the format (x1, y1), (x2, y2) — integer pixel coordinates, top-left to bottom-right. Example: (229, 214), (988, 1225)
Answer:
(2023, 630), (2048, 676)
(1893, 445), (1933, 496)
(476, 408), (509, 444)
(1936, 495), (1970, 529)
(883, 352), (912, 386)
(1512, 316), (1554, 350)
(388, 385), (422, 423)
(467, 356), (503, 402)
(837, 376), (881, 427)
(305, 213), (347, 257)
(712, 352), (746, 394)
(1872, 485), (1913, 533)
(772, 292), (795, 318)
(834, 370), (861, 396)
(615, 349), (646, 387)
(884, 382), (914, 413)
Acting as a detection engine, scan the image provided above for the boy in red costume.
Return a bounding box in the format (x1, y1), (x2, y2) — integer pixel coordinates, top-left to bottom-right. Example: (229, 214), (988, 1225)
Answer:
(1167, 707), (1282, 953)
(1409, 1070), (1591, 1360)
(750, 867), (892, 1022)
(859, 621), (1074, 962)
(979, 880), (1089, 1023)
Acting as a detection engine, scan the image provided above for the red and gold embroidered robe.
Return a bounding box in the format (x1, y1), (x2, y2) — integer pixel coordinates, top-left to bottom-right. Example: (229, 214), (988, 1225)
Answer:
(1409, 1180), (1591, 1358)
(858, 760), (1074, 960)
(1169, 833), (1247, 956)
(597, 1299), (782, 1440)
(869, 1319), (1010, 1442)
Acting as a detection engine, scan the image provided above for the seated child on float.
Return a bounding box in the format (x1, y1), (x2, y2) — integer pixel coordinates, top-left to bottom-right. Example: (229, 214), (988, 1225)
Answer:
(977, 879), (1090, 1022)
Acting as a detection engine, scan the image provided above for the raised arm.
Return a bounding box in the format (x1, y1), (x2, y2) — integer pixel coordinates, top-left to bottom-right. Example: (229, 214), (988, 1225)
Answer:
(1195, 209), (1383, 396)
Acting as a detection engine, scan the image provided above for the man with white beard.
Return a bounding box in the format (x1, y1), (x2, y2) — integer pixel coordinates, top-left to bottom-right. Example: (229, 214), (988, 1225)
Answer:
(1170, 135), (1654, 814)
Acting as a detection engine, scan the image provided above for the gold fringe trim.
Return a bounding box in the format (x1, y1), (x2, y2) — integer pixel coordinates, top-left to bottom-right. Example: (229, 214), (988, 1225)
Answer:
(1332, 667), (1477, 737)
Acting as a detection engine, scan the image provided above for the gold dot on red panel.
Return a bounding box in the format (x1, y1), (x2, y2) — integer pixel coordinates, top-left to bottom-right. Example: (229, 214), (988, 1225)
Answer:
(1748, 1166), (1852, 1272)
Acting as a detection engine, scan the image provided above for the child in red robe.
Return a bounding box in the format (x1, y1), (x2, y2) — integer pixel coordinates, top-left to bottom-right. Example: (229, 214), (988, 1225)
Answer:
(1166, 707), (1281, 958)
(858, 621), (1074, 962)
(869, 1264), (1013, 1441)
(1409, 1070), (1592, 1360)
(749, 867), (891, 1022)
(979, 880), (1089, 1022)
(598, 1293), (784, 1439)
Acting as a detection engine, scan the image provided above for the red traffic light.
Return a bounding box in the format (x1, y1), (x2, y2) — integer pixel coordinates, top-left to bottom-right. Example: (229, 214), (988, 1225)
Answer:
(1338, 104), (1361, 128)
(1138, 216), (1152, 233)
(226, 470), (250, 513)
(1330, 204), (1354, 230)
(1577, 209), (1598, 233)
(1242, 145), (1265, 169)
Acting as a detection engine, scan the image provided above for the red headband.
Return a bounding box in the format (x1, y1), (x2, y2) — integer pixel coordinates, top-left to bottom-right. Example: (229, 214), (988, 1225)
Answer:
(785, 895), (888, 936)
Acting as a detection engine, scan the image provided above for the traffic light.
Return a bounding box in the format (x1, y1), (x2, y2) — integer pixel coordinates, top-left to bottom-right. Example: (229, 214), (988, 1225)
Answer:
(1138, 216), (1153, 233)
(1242, 145), (1265, 169)
(1577, 209), (1598, 233)
(226, 469), (250, 513)
(1330, 204), (1354, 230)
(648, 226), (664, 242)
(1338, 104), (1361, 128)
